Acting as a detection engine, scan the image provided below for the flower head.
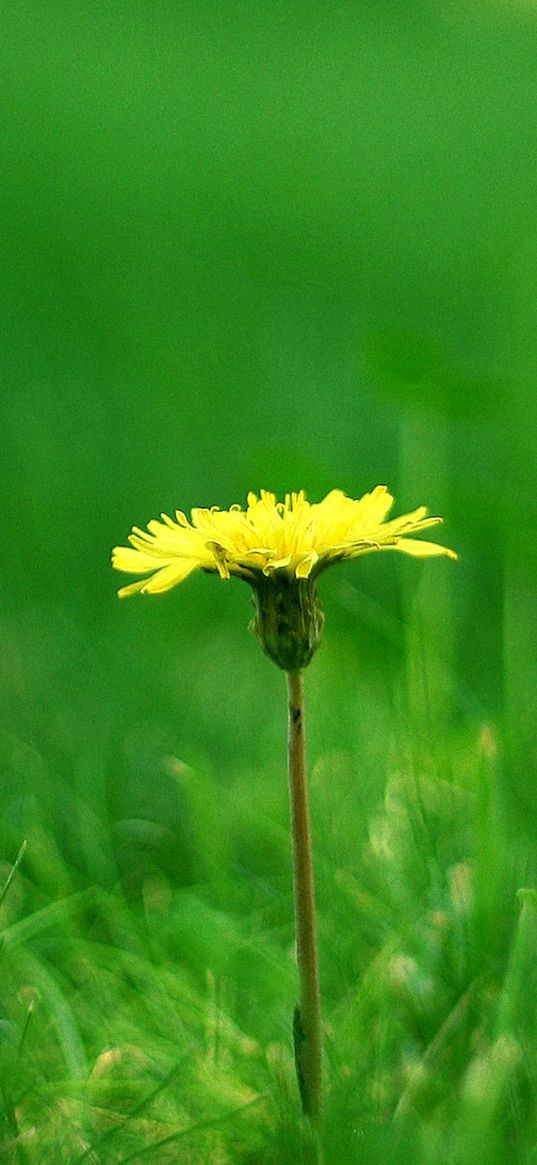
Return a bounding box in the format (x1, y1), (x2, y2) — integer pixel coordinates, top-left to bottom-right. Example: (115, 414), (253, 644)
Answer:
(112, 487), (456, 670)
(113, 486), (456, 596)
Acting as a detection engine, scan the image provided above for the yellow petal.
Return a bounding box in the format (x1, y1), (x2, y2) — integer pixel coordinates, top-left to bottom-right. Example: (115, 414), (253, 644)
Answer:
(352, 485), (394, 526)
(139, 559), (201, 593)
(263, 555), (291, 574)
(295, 551), (319, 579)
(112, 546), (165, 574)
(118, 578), (152, 598)
(385, 538), (458, 560)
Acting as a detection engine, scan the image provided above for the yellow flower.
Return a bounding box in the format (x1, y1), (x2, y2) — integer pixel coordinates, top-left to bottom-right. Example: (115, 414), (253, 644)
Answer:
(112, 488), (456, 671)
(112, 486), (456, 599)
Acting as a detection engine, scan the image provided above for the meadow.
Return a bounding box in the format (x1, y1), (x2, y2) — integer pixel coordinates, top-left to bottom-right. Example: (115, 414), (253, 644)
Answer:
(2, 2), (537, 1161)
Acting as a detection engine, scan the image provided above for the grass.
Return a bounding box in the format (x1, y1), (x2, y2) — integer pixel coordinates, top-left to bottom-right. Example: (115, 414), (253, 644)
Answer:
(1, 592), (536, 1164)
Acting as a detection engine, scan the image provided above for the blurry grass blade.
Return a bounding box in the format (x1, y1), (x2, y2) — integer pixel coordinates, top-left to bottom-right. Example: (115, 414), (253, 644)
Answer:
(0, 839), (27, 910)
(1, 885), (98, 950)
(497, 890), (537, 1037)
(74, 1054), (194, 1164)
(114, 1092), (268, 1163)
(8, 945), (88, 1087)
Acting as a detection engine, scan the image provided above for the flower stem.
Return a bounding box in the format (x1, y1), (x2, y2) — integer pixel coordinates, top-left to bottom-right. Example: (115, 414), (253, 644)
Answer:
(287, 669), (322, 1127)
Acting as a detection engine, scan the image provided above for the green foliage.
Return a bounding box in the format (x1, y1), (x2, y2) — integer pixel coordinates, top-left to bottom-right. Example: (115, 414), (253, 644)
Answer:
(0, 621), (536, 1163)
(2, 0), (537, 1160)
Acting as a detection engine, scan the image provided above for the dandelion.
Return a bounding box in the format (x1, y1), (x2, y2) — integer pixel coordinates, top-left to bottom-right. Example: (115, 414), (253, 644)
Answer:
(112, 486), (456, 1130)
(113, 487), (455, 668)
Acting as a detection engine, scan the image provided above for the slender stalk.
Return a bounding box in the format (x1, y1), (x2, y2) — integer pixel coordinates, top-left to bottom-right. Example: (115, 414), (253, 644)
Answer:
(287, 669), (322, 1126)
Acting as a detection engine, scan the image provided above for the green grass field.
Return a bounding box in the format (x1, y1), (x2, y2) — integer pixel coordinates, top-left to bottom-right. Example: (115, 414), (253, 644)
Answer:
(2, 2), (537, 1161)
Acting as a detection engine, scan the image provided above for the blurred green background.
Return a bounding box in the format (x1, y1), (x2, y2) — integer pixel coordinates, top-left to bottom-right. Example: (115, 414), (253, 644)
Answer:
(2, 2), (537, 1162)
